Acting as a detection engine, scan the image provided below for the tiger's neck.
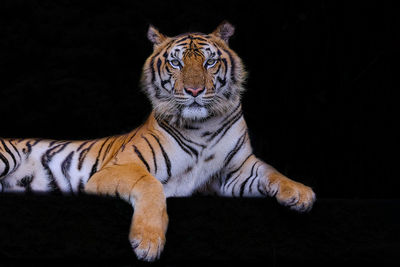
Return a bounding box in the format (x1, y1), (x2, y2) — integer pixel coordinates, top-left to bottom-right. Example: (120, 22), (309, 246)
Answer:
(150, 103), (244, 141)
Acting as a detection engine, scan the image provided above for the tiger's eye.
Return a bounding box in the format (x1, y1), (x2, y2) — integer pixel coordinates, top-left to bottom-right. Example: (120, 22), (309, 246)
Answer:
(170, 59), (181, 68)
(206, 59), (216, 66)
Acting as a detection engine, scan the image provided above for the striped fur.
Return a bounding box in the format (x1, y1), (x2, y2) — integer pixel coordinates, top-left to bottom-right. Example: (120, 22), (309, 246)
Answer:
(0, 22), (316, 262)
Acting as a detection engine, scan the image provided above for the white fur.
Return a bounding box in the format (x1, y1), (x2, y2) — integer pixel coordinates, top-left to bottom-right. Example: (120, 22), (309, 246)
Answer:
(181, 106), (209, 120)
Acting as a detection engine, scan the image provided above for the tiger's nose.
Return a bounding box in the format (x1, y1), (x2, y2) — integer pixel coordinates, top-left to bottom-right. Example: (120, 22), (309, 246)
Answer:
(184, 87), (205, 97)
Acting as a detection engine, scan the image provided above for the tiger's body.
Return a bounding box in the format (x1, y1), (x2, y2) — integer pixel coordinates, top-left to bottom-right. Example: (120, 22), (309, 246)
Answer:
(0, 22), (316, 262)
(1, 109), (254, 198)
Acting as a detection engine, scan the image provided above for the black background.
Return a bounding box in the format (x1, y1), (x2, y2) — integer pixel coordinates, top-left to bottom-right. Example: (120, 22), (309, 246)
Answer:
(0, 0), (399, 265)
(0, 0), (397, 199)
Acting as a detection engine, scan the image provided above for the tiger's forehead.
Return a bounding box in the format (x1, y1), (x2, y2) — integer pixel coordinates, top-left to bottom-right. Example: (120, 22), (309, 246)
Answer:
(167, 33), (218, 59)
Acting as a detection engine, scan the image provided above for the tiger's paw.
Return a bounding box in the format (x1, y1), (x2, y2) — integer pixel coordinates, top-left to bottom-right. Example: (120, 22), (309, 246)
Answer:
(129, 225), (166, 262)
(269, 173), (316, 212)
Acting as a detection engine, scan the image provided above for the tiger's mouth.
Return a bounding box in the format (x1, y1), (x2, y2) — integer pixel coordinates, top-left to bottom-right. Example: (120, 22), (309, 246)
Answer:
(181, 102), (209, 120)
(177, 96), (206, 107)
(189, 102), (203, 108)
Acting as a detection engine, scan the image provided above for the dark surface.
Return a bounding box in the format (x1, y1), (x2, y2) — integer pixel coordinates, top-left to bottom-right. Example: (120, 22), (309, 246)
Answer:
(0, 194), (399, 266)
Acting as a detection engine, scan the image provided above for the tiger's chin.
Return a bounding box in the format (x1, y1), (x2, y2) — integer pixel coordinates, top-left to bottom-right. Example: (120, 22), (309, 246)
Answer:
(181, 104), (209, 121)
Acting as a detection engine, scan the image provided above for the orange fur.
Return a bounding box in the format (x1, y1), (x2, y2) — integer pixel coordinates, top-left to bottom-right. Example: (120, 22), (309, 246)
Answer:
(85, 161), (168, 262)
(267, 172), (315, 212)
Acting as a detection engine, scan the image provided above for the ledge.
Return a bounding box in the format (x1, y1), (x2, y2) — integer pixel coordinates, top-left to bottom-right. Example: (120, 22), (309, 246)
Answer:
(0, 194), (398, 266)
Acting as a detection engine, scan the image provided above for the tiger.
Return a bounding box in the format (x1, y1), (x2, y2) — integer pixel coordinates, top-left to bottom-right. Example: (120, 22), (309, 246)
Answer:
(0, 22), (316, 262)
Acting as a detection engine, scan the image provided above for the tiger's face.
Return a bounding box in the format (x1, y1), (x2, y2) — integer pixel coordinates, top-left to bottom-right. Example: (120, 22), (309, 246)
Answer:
(141, 22), (246, 125)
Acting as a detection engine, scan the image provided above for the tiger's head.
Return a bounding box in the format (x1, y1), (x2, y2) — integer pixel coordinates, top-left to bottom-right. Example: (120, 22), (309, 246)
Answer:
(141, 21), (246, 126)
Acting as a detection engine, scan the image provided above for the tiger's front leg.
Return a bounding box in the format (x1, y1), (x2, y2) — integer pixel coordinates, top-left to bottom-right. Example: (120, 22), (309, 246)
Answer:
(218, 155), (316, 212)
(85, 163), (168, 262)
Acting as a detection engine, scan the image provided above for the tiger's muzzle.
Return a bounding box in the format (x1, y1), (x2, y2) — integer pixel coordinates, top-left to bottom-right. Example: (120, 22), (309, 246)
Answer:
(184, 87), (205, 97)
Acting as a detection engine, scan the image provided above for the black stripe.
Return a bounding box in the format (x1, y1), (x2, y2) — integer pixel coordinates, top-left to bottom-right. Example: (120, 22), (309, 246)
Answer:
(133, 145), (150, 172)
(204, 154), (215, 162)
(77, 141), (90, 151)
(257, 179), (268, 196)
(239, 161), (258, 197)
(207, 106), (239, 141)
(248, 165), (262, 194)
(41, 143), (70, 192)
(61, 151), (74, 192)
(158, 121), (197, 157)
(176, 42), (188, 47)
(176, 35), (208, 44)
(17, 175), (33, 192)
(118, 135), (129, 151)
(224, 154), (252, 188)
(8, 140), (21, 158)
(224, 132), (247, 167)
(222, 103), (241, 124)
(102, 138), (117, 161)
(183, 124), (200, 130)
(161, 76), (172, 91)
(223, 49), (237, 83)
(211, 112), (243, 147)
(32, 139), (43, 146)
(216, 75), (226, 88)
(0, 152), (10, 177)
(164, 122), (206, 148)
(165, 64), (173, 74)
(225, 173), (242, 194)
(223, 91), (232, 99)
(142, 136), (157, 174)
(157, 58), (162, 80)
(23, 139), (42, 156)
(0, 139), (17, 168)
(149, 54), (157, 83)
(201, 131), (212, 137)
(167, 124), (206, 148)
(24, 142), (32, 155)
(47, 142), (71, 157)
(89, 138), (111, 178)
(162, 42), (174, 58)
(175, 36), (190, 43)
(49, 140), (59, 146)
(122, 128), (140, 151)
(192, 36), (208, 41)
(159, 119), (205, 149)
(78, 179), (85, 193)
(154, 84), (163, 99)
(150, 133), (171, 182)
(78, 140), (97, 170)
(221, 57), (228, 74)
(148, 40), (172, 94)
(208, 110), (243, 145)
(183, 166), (193, 174)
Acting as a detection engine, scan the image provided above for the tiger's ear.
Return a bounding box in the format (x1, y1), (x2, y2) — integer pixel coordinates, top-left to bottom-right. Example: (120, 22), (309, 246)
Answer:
(211, 21), (235, 44)
(147, 25), (167, 47)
